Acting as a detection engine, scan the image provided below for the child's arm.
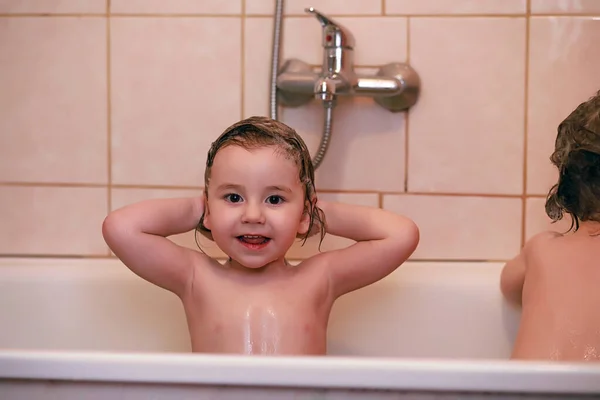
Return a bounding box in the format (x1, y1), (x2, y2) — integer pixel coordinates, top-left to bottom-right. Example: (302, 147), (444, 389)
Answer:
(500, 252), (526, 306)
(102, 196), (206, 296)
(500, 230), (559, 306)
(314, 200), (419, 298)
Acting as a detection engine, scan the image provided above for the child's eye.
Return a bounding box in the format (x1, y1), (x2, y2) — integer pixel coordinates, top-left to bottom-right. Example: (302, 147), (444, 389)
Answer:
(225, 193), (243, 203)
(266, 195), (284, 205)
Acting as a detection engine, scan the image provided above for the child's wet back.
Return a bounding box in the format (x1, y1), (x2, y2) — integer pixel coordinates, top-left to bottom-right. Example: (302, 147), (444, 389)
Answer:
(501, 89), (600, 362)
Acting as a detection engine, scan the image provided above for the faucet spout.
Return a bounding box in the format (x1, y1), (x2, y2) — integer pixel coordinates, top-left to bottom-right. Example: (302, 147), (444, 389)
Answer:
(314, 76), (337, 104)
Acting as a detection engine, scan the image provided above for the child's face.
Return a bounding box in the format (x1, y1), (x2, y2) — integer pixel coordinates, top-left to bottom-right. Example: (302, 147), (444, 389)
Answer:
(203, 145), (310, 269)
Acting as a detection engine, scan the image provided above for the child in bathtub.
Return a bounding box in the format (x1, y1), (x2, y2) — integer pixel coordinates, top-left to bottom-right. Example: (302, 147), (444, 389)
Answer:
(102, 116), (419, 355)
(501, 89), (600, 362)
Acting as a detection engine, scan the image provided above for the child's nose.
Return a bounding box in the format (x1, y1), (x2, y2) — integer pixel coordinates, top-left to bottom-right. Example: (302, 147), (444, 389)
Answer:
(241, 202), (266, 224)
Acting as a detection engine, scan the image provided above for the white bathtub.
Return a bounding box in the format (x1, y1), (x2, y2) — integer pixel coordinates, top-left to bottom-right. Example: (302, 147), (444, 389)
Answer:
(0, 258), (599, 399)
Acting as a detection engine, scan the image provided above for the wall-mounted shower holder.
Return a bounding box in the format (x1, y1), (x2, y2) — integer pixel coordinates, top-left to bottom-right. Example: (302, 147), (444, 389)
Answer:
(276, 7), (420, 112)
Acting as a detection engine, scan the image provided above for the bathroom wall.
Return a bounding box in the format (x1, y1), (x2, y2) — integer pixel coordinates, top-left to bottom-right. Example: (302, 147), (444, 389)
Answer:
(1, 0), (599, 261)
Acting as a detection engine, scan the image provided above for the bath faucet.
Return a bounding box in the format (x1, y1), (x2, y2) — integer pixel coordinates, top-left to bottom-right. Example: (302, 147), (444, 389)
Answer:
(276, 7), (420, 112)
(306, 7), (355, 103)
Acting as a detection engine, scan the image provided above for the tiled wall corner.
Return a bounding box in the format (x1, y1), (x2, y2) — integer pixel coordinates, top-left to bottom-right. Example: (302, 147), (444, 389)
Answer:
(2, 0), (600, 261)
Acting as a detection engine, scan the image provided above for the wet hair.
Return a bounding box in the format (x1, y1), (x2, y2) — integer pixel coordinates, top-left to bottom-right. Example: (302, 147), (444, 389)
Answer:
(545, 89), (600, 232)
(195, 116), (326, 247)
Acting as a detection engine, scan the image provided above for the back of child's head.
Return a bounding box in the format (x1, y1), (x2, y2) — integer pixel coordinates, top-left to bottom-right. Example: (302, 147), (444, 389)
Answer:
(197, 116), (325, 244)
(545, 89), (600, 232)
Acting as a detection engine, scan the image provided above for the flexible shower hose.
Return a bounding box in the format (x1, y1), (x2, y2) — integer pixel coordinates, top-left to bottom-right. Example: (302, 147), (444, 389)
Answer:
(269, 0), (334, 170)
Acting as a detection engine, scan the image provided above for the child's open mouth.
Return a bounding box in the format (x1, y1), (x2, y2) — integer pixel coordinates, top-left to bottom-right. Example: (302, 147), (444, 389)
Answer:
(237, 235), (271, 250)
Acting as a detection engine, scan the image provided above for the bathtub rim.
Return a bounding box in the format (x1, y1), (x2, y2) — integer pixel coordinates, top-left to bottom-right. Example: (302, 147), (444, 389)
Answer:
(1, 350), (600, 394)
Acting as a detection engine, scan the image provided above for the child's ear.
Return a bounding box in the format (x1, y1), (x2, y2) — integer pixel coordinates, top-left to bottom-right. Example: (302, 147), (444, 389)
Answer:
(297, 206), (311, 236)
(202, 196), (212, 230)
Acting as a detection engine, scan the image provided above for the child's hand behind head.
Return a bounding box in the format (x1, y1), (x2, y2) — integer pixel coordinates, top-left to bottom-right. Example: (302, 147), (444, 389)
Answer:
(195, 194), (214, 242)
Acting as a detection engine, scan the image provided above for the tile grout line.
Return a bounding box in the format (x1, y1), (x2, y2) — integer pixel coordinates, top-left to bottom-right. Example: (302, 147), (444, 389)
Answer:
(240, 0), (246, 119)
(404, 16), (411, 193)
(3, 13), (599, 18)
(521, 0), (531, 248)
(106, 0), (112, 256)
(0, 182), (545, 198)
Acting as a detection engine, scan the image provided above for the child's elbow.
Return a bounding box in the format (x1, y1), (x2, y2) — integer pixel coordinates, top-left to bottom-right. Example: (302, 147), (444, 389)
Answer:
(101, 212), (125, 246)
(500, 267), (524, 307)
(399, 217), (420, 245)
(390, 218), (420, 261)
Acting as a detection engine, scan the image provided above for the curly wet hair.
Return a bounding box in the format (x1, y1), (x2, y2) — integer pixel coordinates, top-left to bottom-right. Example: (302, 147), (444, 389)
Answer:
(195, 116), (326, 247)
(545, 89), (600, 232)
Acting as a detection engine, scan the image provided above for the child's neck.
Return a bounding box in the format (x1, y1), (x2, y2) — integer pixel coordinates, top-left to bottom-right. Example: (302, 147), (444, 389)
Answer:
(225, 257), (292, 274)
(578, 220), (600, 236)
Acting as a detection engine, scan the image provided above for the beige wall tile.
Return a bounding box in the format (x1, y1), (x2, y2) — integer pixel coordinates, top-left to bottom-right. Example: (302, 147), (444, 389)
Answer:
(283, 97), (406, 191)
(407, 17), (526, 194)
(244, 17), (273, 118)
(246, 0), (382, 15)
(385, 0), (526, 15)
(384, 194), (522, 260)
(0, 186), (108, 255)
(531, 0), (600, 14)
(0, 17), (107, 184)
(111, 0), (241, 14)
(110, 17), (241, 187)
(526, 17), (600, 195)
(0, 0), (106, 13)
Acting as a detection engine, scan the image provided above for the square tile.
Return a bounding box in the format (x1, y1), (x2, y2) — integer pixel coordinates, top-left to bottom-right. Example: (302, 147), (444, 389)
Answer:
(282, 17), (407, 66)
(383, 194), (522, 260)
(0, 17), (107, 184)
(246, 0), (382, 15)
(0, 0), (106, 13)
(110, 188), (225, 259)
(282, 95), (406, 192)
(525, 197), (577, 241)
(244, 17), (273, 118)
(526, 17), (600, 195)
(385, 0), (526, 15)
(110, 17), (241, 186)
(111, 0), (241, 14)
(0, 186), (108, 255)
(286, 193), (380, 259)
(407, 17), (526, 194)
(531, 0), (600, 14)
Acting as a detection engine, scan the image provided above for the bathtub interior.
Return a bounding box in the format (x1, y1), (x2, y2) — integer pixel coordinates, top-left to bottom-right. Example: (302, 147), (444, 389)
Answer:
(0, 258), (519, 359)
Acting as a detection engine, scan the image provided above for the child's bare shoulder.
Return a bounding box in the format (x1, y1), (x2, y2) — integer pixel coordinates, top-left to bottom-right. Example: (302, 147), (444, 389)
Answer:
(522, 230), (565, 267)
(525, 230), (563, 249)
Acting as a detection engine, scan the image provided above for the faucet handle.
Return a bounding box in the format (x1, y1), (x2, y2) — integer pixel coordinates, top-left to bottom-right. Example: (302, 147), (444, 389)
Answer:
(305, 7), (355, 49)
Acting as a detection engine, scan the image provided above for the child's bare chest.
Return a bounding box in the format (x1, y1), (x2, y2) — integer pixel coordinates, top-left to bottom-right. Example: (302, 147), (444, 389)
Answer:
(180, 267), (333, 354)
